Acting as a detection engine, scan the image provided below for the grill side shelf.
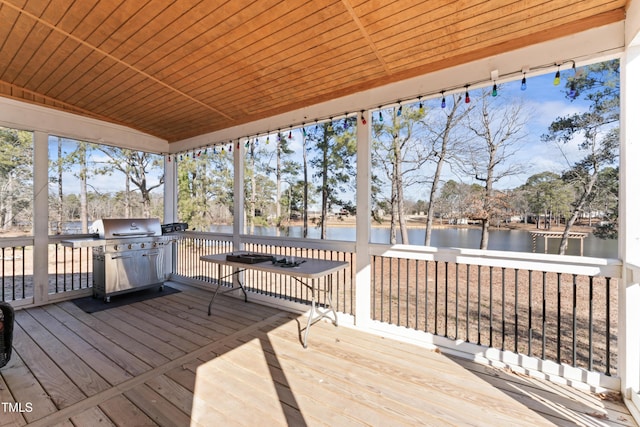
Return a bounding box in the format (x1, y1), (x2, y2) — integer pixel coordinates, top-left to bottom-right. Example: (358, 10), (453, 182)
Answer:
(60, 238), (104, 248)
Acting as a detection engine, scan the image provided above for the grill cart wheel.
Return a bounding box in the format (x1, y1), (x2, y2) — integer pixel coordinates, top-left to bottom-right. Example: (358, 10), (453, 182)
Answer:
(0, 302), (14, 368)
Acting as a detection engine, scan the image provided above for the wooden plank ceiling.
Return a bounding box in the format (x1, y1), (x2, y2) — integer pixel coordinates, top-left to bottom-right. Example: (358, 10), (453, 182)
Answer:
(0, 0), (628, 144)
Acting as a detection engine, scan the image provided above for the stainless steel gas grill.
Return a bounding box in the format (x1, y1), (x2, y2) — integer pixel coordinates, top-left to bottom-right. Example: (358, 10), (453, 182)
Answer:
(91, 218), (170, 302)
(62, 218), (174, 302)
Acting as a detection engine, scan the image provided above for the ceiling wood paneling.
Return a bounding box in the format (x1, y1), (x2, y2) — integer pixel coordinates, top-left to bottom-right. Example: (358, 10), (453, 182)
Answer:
(0, 0), (628, 143)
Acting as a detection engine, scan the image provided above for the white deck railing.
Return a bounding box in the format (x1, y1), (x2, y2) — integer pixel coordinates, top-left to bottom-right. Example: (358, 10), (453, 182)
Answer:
(1, 231), (620, 389)
(171, 232), (622, 388)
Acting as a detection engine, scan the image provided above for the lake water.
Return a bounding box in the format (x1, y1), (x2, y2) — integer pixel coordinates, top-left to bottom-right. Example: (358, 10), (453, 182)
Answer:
(209, 225), (618, 258)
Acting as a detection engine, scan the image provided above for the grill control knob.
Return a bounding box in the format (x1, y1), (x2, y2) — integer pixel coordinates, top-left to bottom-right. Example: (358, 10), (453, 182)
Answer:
(127, 244), (132, 250)
(113, 245), (118, 251)
(141, 243), (145, 249)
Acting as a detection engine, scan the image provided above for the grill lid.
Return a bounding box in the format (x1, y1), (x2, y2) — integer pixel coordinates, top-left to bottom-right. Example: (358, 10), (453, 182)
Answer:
(91, 218), (162, 239)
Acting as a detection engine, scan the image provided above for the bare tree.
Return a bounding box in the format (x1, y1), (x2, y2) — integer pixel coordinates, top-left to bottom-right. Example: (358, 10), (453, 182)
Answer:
(372, 105), (430, 244)
(424, 95), (472, 245)
(461, 88), (529, 249)
(97, 147), (164, 218)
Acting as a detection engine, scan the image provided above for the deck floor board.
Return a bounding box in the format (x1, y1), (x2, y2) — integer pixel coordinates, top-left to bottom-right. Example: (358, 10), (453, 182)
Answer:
(1, 283), (635, 426)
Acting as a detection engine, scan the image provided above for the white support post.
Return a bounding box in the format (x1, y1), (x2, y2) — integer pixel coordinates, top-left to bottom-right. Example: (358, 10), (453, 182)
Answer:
(32, 131), (50, 306)
(233, 142), (244, 251)
(163, 155), (178, 224)
(163, 155), (178, 278)
(619, 41), (640, 399)
(355, 110), (372, 327)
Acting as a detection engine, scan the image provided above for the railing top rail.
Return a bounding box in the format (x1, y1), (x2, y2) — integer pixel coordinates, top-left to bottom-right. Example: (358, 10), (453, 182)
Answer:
(0, 236), (34, 248)
(240, 234), (356, 252)
(176, 231), (233, 241)
(370, 243), (623, 278)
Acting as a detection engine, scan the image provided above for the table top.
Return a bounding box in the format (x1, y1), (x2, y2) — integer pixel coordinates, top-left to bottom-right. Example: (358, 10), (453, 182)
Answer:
(200, 252), (349, 279)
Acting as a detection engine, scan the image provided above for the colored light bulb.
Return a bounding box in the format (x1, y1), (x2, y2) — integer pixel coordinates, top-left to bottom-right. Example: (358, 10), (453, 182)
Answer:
(553, 70), (561, 86)
(492, 83), (498, 97)
(521, 76), (527, 91)
(569, 81), (577, 99)
(379, 111), (383, 122)
(465, 89), (470, 104)
(441, 95), (446, 108)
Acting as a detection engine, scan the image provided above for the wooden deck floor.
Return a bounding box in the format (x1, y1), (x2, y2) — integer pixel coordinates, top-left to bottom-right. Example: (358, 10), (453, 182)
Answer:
(0, 283), (636, 427)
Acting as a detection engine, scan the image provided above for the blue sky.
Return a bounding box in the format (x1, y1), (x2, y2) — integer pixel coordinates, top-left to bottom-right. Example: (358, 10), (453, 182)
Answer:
(492, 68), (597, 188)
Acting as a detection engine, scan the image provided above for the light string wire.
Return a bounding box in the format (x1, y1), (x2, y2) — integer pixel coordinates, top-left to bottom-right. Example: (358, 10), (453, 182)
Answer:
(164, 53), (608, 161)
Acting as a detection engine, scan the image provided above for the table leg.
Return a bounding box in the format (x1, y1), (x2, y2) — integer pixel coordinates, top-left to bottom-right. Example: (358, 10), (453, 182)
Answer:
(208, 265), (248, 316)
(302, 275), (338, 348)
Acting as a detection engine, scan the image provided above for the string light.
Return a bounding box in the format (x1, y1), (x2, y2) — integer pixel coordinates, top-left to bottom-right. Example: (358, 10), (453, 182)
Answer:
(568, 81), (577, 99)
(180, 58), (583, 156)
(568, 61), (577, 99)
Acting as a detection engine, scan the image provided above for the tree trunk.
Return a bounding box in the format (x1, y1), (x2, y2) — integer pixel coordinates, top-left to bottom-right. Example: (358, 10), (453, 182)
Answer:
(425, 150), (446, 246)
(558, 172), (599, 254)
(302, 134), (309, 238)
(276, 133), (282, 229)
(393, 131), (409, 244)
(320, 130), (329, 239)
(389, 181), (397, 244)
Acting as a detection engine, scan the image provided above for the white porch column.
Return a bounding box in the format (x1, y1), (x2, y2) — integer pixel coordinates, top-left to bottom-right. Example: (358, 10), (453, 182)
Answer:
(233, 142), (245, 251)
(33, 131), (49, 306)
(355, 110), (372, 327)
(619, 9), (640, 403)
(163, 156), (178, 277)
(163, 156), (178, 223)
